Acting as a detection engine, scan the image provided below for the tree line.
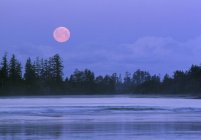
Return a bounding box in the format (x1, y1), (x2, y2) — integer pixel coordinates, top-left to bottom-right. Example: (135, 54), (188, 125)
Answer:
(0, 53), (201, 96)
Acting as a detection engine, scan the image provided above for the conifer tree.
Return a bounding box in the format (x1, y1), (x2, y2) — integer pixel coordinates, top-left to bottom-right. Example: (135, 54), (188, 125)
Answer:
(0, 53), (9, 87)
(8, 54), (22, 83)
(51, 54), (63, 82)
(24, 58), (36, 84)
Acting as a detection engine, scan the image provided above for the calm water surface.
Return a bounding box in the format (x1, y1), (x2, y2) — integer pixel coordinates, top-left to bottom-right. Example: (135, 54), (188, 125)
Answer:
(1, 96), (201, 140)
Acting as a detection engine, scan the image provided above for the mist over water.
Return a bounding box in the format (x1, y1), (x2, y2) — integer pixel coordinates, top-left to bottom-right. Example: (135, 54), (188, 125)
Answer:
(1, 96), (201, 140)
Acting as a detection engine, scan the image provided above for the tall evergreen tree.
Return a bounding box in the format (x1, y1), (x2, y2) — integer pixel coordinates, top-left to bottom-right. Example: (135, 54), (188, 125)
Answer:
(51, 54), (63, 82)
(0, 53), (9, 87)
(34, 57), (43, 80)
(124, 72), (132, 90)
(42, 59), (51, 81)
(24, 58), (36, 84)
(8, 54), (22, 83)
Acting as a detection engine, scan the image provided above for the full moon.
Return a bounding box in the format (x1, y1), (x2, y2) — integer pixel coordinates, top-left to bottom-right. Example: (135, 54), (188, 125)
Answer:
(53, 27), (70, 43)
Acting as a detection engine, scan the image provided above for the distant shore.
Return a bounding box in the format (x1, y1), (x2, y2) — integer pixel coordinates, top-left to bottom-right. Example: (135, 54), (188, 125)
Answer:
(1, 53), (201, 96)
(0, 94), (200, 99)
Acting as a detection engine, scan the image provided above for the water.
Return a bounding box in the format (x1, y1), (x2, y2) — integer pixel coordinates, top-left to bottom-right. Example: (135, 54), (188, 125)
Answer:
(1, 96), (201, 140)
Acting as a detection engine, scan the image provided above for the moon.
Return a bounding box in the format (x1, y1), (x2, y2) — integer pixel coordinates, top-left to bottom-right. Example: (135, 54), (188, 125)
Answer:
(53, 27), (70, 43)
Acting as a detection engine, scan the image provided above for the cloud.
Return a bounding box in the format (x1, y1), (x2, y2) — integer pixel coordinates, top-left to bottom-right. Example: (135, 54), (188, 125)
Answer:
(1, 35), (201, 76)
(112, 36), (200, 75)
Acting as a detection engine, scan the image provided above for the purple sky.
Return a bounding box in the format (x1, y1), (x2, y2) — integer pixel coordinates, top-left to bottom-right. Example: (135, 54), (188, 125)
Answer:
(1, 0), (201, 77)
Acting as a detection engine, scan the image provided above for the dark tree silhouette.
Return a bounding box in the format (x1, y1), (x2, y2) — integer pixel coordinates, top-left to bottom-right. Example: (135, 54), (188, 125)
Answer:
(51, 54), (63, 82)
(0, 53), (9, 87)
(8, 54), (22, 83)
(24, 58), (37, 85)
(1, 53), (201, 96)
(132, 69), (151, 85)
(124, 72), (132, 92)
(162, 74), (173, 93)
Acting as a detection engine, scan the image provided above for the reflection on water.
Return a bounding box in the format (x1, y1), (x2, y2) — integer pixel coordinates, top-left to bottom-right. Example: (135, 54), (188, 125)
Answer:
(1, 123), (63, 139)
(1, 97), (201, 140)
(1, 121), (201, 140)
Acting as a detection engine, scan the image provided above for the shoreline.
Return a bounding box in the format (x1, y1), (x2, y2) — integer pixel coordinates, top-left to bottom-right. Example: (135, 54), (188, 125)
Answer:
(0, 94), (199, 99)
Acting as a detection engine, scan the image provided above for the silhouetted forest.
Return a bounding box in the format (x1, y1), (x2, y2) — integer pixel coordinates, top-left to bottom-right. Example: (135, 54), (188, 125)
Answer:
(0, 53), (201, 96)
